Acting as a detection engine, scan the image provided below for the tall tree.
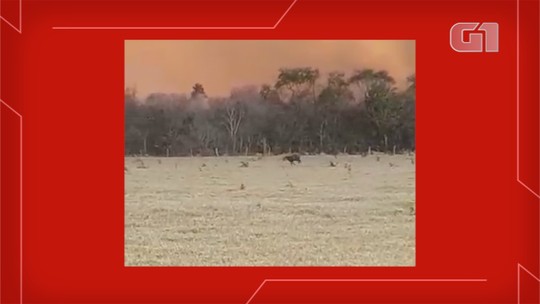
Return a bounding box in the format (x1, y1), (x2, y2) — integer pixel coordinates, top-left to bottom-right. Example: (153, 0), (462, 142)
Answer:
(349, 69), (396, 101)
(191, 83), (206, 99)
(399, 74), (416, 149)
(315, 72), (353, 151)
(349, 69), (401, 150)
(275, 67), (320, 102)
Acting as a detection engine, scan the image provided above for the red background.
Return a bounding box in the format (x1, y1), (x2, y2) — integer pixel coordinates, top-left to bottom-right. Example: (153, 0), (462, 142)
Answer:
(1, 0), (539, 303)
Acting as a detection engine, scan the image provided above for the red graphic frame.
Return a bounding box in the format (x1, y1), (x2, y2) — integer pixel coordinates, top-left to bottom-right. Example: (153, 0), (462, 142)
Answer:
(1, 0), (539, 303)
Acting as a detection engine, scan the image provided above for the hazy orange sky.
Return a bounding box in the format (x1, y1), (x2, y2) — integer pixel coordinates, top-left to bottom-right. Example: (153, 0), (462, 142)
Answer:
(125, 40), (415, 98)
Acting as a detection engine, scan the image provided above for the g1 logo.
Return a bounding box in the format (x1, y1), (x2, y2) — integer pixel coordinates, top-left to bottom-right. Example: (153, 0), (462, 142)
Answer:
(450, 22), (499, 53)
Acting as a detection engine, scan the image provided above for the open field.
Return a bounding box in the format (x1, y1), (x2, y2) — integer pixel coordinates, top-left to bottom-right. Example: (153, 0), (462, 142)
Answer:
(125, 154), (415, 266)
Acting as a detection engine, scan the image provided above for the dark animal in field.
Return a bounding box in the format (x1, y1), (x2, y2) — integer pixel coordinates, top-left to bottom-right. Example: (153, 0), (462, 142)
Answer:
(283, 154), (301, 165)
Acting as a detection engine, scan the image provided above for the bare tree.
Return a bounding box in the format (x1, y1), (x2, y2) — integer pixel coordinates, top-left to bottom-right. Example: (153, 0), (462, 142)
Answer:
(222, 102), (245, 154)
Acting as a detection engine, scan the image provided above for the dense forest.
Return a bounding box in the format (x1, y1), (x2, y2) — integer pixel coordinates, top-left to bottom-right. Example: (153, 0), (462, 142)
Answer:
(125, 67), (416, 157)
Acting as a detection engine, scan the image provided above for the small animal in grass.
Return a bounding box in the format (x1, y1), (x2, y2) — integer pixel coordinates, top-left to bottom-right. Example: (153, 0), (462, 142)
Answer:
(283, 153), (302, 165)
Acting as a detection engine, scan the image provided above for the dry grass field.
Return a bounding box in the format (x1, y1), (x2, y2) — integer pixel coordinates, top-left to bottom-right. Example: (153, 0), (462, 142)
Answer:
(124, 153), (415, 266)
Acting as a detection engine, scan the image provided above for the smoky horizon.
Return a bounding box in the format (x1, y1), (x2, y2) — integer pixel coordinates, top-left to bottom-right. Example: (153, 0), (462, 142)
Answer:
(125, 40), (415, 98)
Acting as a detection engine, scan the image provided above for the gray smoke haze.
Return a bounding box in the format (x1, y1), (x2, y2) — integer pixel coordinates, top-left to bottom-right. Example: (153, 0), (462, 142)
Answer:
(125, 40), (415, 98)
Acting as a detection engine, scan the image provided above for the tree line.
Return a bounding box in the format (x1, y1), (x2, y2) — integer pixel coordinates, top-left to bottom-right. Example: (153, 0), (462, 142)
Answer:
(125, 67), (416, 157)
